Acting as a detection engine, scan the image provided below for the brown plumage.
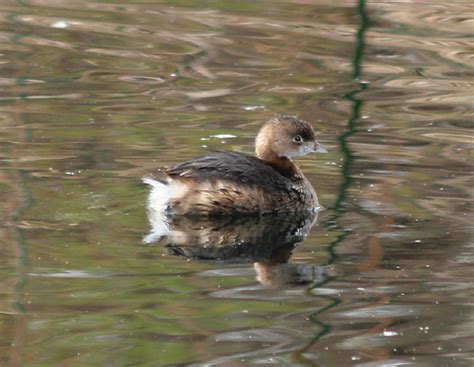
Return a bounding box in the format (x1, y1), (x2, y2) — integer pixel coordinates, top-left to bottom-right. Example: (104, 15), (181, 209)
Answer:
(144, 115), (327, 217)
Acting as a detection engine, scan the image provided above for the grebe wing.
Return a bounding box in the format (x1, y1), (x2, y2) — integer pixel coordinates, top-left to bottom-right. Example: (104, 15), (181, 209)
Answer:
(165, 151), (291, 189)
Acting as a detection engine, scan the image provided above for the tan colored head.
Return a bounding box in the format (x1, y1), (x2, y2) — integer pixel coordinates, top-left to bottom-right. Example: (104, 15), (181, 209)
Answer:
(255, 115), (327, 162)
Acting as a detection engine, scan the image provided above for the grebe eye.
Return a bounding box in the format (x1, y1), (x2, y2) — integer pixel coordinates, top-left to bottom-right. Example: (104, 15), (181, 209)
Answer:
(293, 135), (303, 143)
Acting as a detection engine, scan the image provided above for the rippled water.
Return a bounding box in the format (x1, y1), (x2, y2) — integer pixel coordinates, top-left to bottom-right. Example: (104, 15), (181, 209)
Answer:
(0, 1), (472, 366)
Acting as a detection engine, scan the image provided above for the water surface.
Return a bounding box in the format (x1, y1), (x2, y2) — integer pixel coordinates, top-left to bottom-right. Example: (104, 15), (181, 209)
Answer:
(0, 1), (472, 366)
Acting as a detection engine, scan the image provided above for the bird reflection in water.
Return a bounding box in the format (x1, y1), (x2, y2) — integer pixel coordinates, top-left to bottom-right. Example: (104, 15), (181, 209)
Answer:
(144, 198), (326, 288)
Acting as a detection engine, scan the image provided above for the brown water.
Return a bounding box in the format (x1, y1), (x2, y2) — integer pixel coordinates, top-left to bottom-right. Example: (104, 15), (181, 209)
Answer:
(1, 1), (473, 366)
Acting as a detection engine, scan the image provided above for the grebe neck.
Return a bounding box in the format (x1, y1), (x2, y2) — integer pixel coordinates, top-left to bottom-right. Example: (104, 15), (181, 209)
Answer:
(256, 145), (299, 178)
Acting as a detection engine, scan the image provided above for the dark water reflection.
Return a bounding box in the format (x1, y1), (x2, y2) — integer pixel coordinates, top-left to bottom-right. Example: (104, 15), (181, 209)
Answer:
(150, 213), (316, 262)
(0, 0), (472, 366)
(146, 206), (323, 287)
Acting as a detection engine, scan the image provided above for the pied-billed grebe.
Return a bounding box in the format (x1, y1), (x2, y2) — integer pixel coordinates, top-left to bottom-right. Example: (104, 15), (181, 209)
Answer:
(143, 115), (327, 217)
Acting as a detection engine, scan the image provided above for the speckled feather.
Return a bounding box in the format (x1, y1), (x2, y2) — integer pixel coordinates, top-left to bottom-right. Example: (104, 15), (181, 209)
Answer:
(163, 151), (315, 216)
(166, 151), (294, 187)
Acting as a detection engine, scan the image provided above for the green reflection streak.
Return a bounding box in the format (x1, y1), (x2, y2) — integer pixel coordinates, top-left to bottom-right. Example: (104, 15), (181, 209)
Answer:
(12, 169), (32, 309)
(334, 0), (369, 216)
(7, 6), (35, 316)
(11, 124), (33, 318)
(328, 0), (368, 273)
(298, 0), (369, 356)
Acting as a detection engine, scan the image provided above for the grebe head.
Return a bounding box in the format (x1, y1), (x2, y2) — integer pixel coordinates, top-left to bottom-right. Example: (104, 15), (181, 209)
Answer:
(255, 115), (327, 161)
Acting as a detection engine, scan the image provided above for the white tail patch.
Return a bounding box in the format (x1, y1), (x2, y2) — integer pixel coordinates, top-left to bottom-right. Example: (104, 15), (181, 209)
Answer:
(142, 177), (170, 243)
(142, 177), (189, 244)
(142, 177), (171, 217)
